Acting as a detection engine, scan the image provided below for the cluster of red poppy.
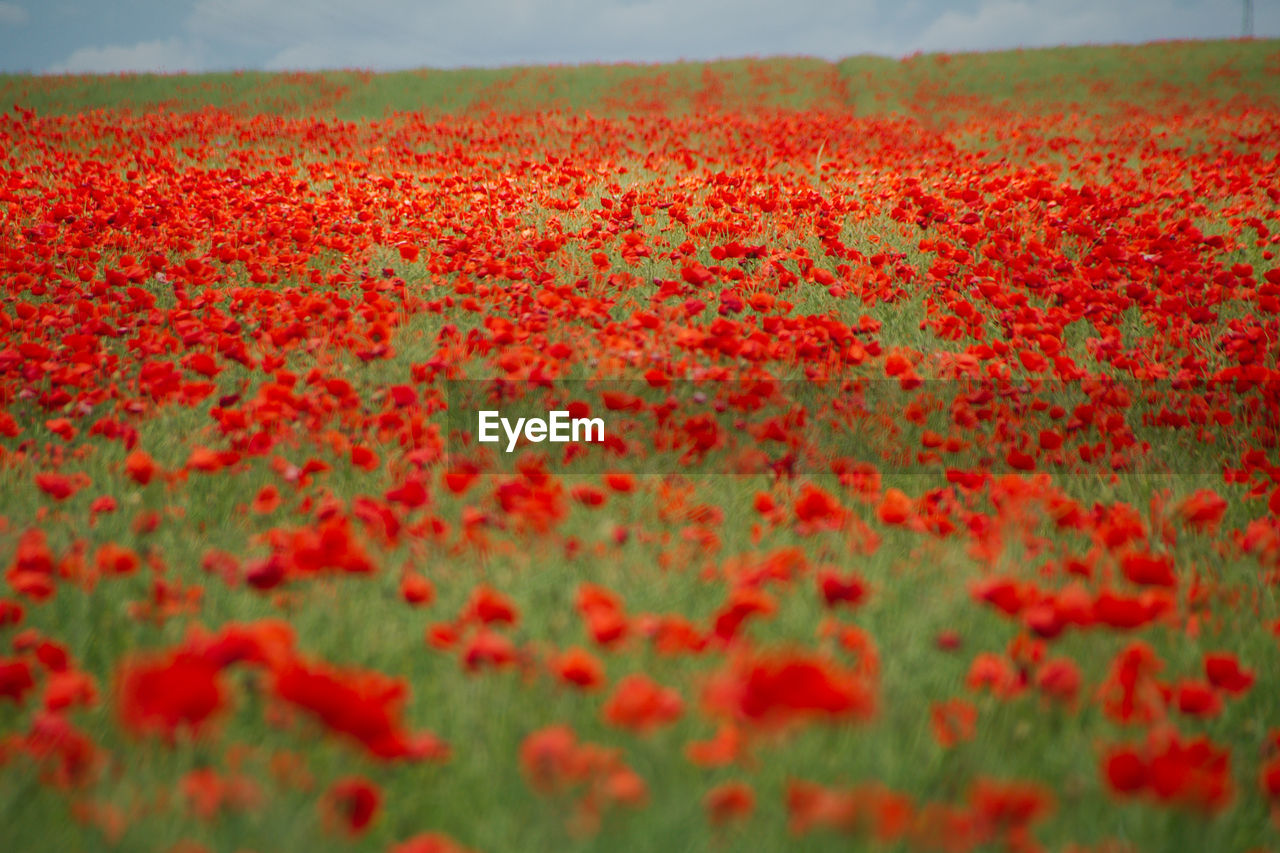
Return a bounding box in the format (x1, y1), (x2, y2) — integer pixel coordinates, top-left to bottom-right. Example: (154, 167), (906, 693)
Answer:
(1, 49), (1278, 850)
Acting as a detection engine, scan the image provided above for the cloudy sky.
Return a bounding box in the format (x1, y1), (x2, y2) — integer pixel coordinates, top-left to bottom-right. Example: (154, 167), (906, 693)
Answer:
(0, 0), (1273, 74)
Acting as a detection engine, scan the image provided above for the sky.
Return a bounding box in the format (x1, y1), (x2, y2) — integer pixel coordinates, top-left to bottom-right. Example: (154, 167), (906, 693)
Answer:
(0, 0), (1274, 74)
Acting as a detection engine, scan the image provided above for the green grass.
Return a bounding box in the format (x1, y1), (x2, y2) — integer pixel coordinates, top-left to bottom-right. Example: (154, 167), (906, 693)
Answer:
(5, 40), (1275, 119)
(1, 38), (1279, 853)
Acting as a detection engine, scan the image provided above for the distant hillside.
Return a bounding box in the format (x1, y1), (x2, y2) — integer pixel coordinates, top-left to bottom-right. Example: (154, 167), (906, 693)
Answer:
(2, 39), (1275, 119)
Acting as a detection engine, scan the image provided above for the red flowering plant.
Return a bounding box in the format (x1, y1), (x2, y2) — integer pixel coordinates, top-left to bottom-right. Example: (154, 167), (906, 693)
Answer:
(1, 43), (1278, 851)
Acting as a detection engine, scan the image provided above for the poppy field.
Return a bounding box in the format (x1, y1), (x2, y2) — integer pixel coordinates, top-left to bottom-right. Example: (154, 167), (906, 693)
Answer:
(2, 40), (1280, 852)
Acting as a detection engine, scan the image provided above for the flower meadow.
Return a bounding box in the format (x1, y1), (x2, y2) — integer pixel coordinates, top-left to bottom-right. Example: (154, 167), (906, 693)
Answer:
(1, 42), (1280, 852)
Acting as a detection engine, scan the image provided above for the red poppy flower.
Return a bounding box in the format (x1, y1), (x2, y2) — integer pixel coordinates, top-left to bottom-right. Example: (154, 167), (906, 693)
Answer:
(389, 833), (477, 853)
(603, 674), (684, 731)
(930, 698), (977, 748)
(705, 781), (755, 824)
(705, 652), (875, 728)
(322, 776), (381, 836)
(0, 658), (35, 705)
(1203, 652), (1254, 695)
(117, 651), (226, 738)
(551, 646), (605, 690)
(272, 659), (446, 761)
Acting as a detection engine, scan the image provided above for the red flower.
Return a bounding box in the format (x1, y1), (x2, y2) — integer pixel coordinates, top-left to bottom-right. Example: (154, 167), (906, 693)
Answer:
(187, 620), (297, 670)
(461, 628), (518, 672)
(181, 768), (260, 820)
(712, 586), (775, 642)
(1091, 588), (1171, 630)
(930, 698), (977, 748)
(0, 658), (35, 705)
(935, 630), (962, 651)
(186, 446), (227, 473)
(1102, 733), (1232, 811)
(786, 780), (859, 835)
(705, 652), (875, 729)
(322, 776), (381, 836)
(272, 659), (446, 761)
(463, 584), (519, 626)
(520, 725), (583, 793)
(1098, 641), (1164, 725)
(1104, 747), (1148, 794)
(1203, 652), (1254, 695)
(94, 542), (140, 576)
(276, 516), (377, 575)
(705, 781), (755, 824)
(576, 583), (628, 647)
(1148, 735), (1233, 811)
(1120, 550), (1176, 588)
(1262, 755), (1280, 802)
(603, 472), (635, 493)
(6, 529), (56, 601)
(603, 674), (684, 731)
(1175, 489), (1228, 532)
(551, 646), (605, 690)
(386, 476), (430, 509)
(794, 484), (845, 529)
(519, 723), (647, 830)
(966, 652), (1022, 698)
(252, 485), (281, 515)
(43, 670), (98, 711)
(23, 711), (98, 788)
(35, 472), (85, 501)
(1175, 680), (1222, 717)
(817, 569), (868, 608)
(390, 833), (477, 853)
(118, 651), (226, 738)
(400, 572), (435, 606)
(876, 488), (912, 525)
(1034, 657), (1081, 705)
(685, 724), (745, 767)
(124, 450), (158, 485)
(969, 778), (1053, 835)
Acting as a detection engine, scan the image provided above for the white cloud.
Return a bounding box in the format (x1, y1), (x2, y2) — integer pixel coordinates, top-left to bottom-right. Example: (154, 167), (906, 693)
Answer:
(37, 0), (1280, 74)
(187, 0), (884, 69)
(47, 37), (204, 74)
(911, 0), (1244, 54)
(0, 2), (28, 26)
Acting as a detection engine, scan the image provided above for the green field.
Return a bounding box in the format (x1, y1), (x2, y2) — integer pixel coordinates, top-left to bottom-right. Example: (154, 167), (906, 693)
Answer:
(4, 40), (1277, 118)
(1, 40), (1279, 853)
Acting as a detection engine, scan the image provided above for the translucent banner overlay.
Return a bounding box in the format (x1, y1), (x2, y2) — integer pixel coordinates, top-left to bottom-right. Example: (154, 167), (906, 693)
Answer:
(442, 378), (1280, 476)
